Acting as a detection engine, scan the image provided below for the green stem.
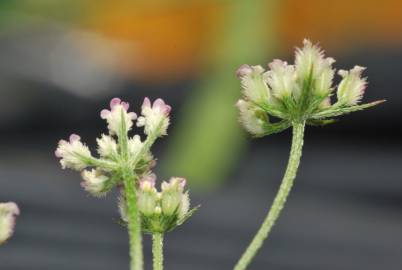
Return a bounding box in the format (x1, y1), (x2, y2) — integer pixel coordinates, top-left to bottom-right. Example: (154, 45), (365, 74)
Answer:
(152, 233), (164, 270)
(123, 169), (143, 270)
(123, 168), (144, 270)
(234, 121), (306, 270)
(119, 108), (143, 270)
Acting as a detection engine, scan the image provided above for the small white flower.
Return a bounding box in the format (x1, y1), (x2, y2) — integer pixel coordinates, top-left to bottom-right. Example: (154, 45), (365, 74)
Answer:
(295, 39), (324, 79)
(265, 59), (298, 99)
(137, 97), (171, 136)
(337, 66), (367, 105)
(138, 177), (158, 216)
(236, 64), (270, 103)
(128, 135), (143, 159)
(139, 172), (157, 187)
(97, 134), (118, 159)
(295, 39), (336, 95)
(81, 169), (110, 196)
(161, 177), (186, 216)
(314, 57), (335, 96)
(55, 134), (92, 171)
(0, 202), (19, 245)
(236, 99), (267, 136)
(100, 98), (137, 135)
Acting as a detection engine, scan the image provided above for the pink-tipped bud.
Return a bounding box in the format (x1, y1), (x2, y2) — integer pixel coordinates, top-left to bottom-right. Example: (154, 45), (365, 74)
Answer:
(69, 134), (81, 143)
(101, 98), (137, 135)
(110, 97), (122, 109)
(55, 134), (92, 170)
(236, 64), (253, 78)
(337, 66), (367, 105)
(137, 97), (171, 136)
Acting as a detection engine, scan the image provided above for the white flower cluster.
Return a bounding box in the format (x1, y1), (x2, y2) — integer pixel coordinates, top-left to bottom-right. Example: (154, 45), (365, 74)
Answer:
(236, 39), (374, 136)
(55, 97), (171, 197)
(0, 202), (19, 245)
(119, 176), (192, 233)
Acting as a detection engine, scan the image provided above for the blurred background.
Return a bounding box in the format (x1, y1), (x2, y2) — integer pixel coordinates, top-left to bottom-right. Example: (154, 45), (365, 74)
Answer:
(0, 0), (401, 269)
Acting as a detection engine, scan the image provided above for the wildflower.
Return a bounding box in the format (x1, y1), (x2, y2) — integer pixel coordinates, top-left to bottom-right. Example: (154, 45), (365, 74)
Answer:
(0, 202), (19, 245)
(128, 135), (143, 159)
(236, 99), (268, 136)
(101, 97), (137, 135)
(236, 64), (270, 103)
(266, 59), (297, 99)
(160, 177), (186, 216)
(314, 57), (336, 97)
(55, 134), (92, 171)
(137, 98), (171, 137)
(97, 134), (118, 160)
(337, 66), (367, 105)
(137, 178), (159, 216)
(122, 176), (196, 234)
(236, 39), (383, 136)
(81, 169), (113, 197)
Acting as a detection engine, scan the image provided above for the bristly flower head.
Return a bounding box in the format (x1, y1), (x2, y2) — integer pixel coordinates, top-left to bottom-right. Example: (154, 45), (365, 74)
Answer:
(55, 97), (173, 197)
(0, 202), (19, 245)
(137, 97), (171, 137)
(236, 39), (384, 136)
(55, 134), (92, 170)
(101, 98), (137, 135)
(119, 176), (196, 234)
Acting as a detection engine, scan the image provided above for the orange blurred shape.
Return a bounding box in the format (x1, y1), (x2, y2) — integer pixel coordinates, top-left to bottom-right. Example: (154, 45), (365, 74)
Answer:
(279, 0), (402, 52)
(86, 1), (223, 83)
(86, 0), (402, 83)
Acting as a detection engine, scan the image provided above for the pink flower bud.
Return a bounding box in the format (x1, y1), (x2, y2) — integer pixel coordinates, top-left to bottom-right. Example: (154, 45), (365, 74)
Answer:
(55, 134), (92, 170)
(137, 97), (171, 136)
(236, 64), (253, 78)
(101, 97), (138, 135)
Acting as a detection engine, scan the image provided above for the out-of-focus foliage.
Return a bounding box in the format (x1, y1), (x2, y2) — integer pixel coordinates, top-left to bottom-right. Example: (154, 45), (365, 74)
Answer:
(163, 0), (280, 189)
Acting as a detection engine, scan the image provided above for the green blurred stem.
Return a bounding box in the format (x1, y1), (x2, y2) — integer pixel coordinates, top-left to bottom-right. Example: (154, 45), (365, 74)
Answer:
(152, 233), (164, 270)
(119, 109), (143, 270)
(234, 121), (306, 270)
(123, 170), (143, 270)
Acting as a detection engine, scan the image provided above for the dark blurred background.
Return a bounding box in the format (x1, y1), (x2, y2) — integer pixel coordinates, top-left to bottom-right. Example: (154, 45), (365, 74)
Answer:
(0, 1), (401, 269)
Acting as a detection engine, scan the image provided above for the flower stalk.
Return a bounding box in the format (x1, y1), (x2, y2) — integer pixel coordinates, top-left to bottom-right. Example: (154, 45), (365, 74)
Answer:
(152, 233), (164, 270)
(122, 168), (143, 270)
(234, 121), (305, 270)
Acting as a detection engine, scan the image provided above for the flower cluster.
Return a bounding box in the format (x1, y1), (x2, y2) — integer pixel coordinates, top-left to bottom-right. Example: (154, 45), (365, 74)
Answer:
(236, 39), (383, 137)
(55, 97), (196, 233)
(0, 202), (19, 245)
(55, 97), (170, 196)
(119, 176), (195, 233)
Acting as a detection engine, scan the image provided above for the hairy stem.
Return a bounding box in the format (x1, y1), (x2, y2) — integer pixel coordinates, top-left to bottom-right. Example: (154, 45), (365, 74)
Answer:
(123, 169), (143, 270)
(119, 108), (143, 270)
(234, 121), (305, 270)
(152, 233), (164, 270)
